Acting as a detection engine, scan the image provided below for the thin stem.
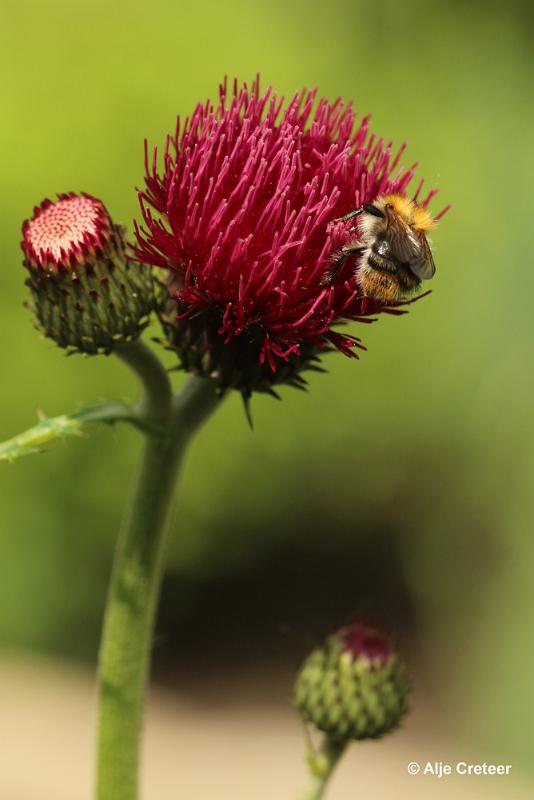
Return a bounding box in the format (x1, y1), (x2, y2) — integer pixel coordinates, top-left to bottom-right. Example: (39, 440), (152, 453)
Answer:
(115, 339), (173, 424)
(0, 339), (173, 465)
(300, 735), (347, 800)
(0, 400), (150, 464)
(95, 344), (221, 800)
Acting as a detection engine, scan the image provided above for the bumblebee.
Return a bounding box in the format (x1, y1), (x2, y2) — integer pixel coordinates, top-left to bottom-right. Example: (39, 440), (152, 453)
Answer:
(322, 194), (436, 303)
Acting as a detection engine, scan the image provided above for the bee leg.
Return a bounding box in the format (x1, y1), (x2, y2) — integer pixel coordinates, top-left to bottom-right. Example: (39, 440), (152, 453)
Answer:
(320, 244), (366, 286)
(335, 204), (385, 222)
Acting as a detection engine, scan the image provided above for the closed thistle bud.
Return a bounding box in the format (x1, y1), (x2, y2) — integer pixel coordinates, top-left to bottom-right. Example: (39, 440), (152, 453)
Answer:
(294, 621), (409, 742)
(21, 193), (156, 355)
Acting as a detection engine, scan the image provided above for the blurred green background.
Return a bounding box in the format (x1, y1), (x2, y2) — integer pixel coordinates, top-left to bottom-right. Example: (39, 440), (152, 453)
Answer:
(1, 0), (534, 784)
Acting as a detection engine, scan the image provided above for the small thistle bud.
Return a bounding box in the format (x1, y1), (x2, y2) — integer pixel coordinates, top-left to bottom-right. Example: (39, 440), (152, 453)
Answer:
(21, 193), (156, 355)
(294, 621), (409, 742)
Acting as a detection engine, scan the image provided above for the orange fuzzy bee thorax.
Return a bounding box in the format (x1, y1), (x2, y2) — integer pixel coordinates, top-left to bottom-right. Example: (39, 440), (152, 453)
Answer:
(379, 194), (436, 232)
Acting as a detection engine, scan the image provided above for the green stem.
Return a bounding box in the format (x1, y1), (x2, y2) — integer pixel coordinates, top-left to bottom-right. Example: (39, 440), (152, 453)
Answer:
(300, 735), (347, 800)
(0, 341), (171, 464)
(115, 340), (173, 424)
(95, 343), (221, 800)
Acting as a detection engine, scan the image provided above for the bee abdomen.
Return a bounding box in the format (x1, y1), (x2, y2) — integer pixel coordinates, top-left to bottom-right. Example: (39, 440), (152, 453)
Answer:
(367, 254), (391, 273)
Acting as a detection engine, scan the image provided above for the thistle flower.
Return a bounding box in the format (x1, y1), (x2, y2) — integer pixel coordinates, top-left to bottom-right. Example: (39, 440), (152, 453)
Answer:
(22, 193), (156, 355)
(294, 621), (409, 742)
(134, 77), (441, 399)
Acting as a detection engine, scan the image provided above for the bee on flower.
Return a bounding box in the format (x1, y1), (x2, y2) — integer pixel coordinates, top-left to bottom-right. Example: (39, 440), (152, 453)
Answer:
(133, 79), (447, 409)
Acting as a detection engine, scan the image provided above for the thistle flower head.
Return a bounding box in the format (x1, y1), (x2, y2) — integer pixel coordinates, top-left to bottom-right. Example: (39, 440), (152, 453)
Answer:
(134, 78), (442, 397)
(342, 621), (391, 663)
(294, 621), (409, 741)
(21, 193), (156, 355)
(22, 193), (113, 271)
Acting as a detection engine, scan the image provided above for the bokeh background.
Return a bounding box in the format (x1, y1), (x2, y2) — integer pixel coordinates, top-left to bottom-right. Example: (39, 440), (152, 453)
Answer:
(1, 1), (534, 797)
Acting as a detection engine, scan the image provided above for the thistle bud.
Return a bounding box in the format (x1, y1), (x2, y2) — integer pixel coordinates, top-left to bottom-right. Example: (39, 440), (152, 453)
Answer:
(294, 621), (409, 742)
(21, 193), (156, 355)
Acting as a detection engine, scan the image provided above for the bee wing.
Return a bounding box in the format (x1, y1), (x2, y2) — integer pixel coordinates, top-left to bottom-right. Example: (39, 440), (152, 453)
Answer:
(386, 215), (436, 280)
(410, 232), (436, 280)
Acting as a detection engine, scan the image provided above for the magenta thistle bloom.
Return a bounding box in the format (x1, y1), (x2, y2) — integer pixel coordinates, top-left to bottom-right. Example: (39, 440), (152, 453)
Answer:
(134, 78), (442, 398)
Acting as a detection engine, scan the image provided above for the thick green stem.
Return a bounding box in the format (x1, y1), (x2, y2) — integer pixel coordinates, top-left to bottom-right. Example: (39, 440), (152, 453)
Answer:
(300, 736), (347, 800)
(95, 342), (221, 800)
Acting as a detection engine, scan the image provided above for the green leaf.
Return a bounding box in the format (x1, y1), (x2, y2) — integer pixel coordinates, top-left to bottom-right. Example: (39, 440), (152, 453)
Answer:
(0, 400), (151, 464)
